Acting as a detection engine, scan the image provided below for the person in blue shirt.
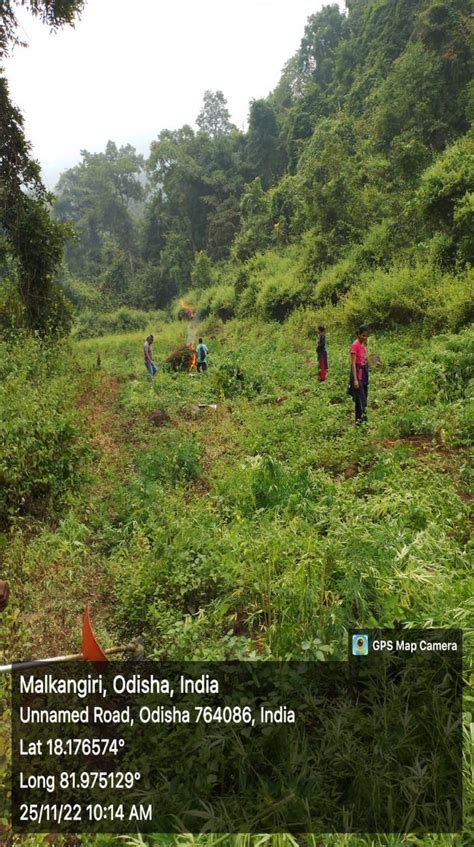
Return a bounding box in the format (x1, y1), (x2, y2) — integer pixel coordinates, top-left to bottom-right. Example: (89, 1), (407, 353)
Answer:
(196, 337), (209, 372)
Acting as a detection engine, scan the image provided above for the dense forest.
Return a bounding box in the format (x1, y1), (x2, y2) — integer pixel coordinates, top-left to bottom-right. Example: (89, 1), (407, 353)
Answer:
(0, 1), (473, 845)
(46, 0), (474, 337)
(1, 0), (473, 335)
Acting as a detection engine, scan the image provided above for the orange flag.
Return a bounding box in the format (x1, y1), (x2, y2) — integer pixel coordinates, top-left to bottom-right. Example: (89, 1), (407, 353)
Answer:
(82, 604), (108, 664)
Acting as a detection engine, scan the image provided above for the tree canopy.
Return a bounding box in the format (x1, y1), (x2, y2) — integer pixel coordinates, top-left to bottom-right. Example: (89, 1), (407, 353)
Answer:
(1, 0), (84, 333)
(5, 0), (471, 323)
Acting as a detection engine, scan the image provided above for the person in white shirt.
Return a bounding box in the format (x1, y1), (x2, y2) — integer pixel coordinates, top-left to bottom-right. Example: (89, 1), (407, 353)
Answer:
(196, 337), (209, 372)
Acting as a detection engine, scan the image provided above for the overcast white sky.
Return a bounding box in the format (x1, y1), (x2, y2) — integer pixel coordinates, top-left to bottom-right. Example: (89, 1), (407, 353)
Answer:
(3, 0), (341, 187)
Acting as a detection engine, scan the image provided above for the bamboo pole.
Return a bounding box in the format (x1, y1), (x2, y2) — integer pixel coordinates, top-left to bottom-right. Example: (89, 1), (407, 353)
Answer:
(0, 641), (143, 674)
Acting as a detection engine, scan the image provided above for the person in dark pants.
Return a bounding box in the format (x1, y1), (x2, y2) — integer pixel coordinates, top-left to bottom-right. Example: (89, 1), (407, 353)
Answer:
(316, 324), (328, 381)
(348, 324), (369, 424)
(196, 337), (209, 372)
(144, 334), (157, 378)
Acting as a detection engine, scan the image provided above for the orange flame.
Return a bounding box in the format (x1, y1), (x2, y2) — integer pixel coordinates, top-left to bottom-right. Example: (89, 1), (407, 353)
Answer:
(188, 342), (198, 370)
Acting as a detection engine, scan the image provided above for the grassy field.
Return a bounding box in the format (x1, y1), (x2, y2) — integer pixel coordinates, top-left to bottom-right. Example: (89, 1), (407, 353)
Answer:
(0, 316), (472, 846)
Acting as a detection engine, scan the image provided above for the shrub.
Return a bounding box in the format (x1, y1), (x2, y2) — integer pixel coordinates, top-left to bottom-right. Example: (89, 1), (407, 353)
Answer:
(138, 434), (202, 486)
(74, 307), (152, 339)
(256, 276), (308, 321)
(340, 265), (429, 328)
(191, 251), (214, 290)
(0, 277), (26, 334)
(61, 276), (107, 311)
(425, 269), (474, 332)
(241, 247), (308, 321)
(340, 264), (474, 332)
(312, 253), (360, 306)
(209, 284), (236, 321)
(0, 336), (86, 525)
(211, 360), (262, 399)
(196, 284), (236, 321)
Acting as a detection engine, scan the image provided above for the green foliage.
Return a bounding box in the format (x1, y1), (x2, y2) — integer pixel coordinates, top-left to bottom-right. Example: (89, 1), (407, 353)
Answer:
(1, 0), (84, 56)
(0, 276), (26, 332)
(138, 432), (202, 486)
(246, 99), (283, 188)
(54, 141), (143, 285)
(197, 283), (237, 321)
(196, 90), (235, 137)
(297, 4), (345, 89)
(1, 317), (472, 844)
(373, 42), (449, 153)
(299, 116), (359, 238)
(191, 250), (214, 290)
(3, 2), (474, 840)
(232, 247), (306, 321)
(231, 178), (272, 261)
(49, 0), (473, 323)
(256, 275), (308, 322)
(268, 174), (306, 245)
(415, 132), (474, 265)
(71, 319), (472, 669)
(74, 307), (158, 339)
(0, 76), (73, 335)
(60, 275), (108, 312)
(127, 262), (176, 310)
(211, 361), (262, 399)
(0, 336), (85, 526)
(311, 252), (361, 306)
(145, 122), (246, 279)
(340, 264), (474, 331)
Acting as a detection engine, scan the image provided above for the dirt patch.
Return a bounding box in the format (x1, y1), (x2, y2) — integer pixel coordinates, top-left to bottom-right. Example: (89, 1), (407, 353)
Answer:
(183, 478), (211, 503)
(149, 409), (171, 427)
(15, 374), (128, 659)
(381, 435), (469, 466)
(382, 435), (436, 453)
(78, 374), (124, 463)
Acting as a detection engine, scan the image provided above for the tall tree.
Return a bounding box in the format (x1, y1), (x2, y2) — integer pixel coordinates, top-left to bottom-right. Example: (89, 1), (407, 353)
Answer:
(1, 1), (84, 333)
(246, 100), (282, 189)
(196, 90), (235, 137)
(55, 143), (143, 283)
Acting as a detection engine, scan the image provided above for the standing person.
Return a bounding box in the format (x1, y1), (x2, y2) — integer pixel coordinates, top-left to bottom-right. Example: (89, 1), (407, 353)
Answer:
(144, 334), (157, 378)
(0, 579), (9, 612)
(196, 337), (209, 373)
(316, 324), (328, 382)
(348, 324), (369, 424)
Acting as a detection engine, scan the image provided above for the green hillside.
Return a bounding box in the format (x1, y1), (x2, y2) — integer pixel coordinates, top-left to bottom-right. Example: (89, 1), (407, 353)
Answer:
(46, 0), (473, 335)
(0, 0), (473, 844)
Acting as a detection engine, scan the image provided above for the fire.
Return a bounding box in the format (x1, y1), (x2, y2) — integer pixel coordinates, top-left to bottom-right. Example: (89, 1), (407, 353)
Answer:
(179, 298), (197, 320)
(188, 342), (198, 370)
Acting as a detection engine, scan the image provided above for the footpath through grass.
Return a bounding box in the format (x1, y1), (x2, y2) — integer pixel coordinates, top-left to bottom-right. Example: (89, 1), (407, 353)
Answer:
(0, 317), (472, 846)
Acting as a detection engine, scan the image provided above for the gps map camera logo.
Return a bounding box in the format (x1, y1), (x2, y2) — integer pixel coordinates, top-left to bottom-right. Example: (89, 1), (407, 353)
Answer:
(352, 634), (369, 656)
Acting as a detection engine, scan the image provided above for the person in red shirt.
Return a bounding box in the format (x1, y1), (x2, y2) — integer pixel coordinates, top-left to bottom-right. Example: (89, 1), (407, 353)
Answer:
(348, 324), (369, 424)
